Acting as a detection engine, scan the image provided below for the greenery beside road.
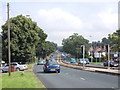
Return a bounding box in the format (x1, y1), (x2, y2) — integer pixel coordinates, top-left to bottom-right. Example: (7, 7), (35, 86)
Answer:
(90, 62), (103, 65)
(2, 63), (45, 88)
(2, 71), (45, 88)
(61, 29), (120, 61)
(62, 33), (89, 59)
(1, 15), (57, 63)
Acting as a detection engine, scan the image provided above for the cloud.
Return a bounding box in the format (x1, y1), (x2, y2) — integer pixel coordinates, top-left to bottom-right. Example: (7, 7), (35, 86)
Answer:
(2, 0), (118, 3)
(82, 8), (118, 42)
(38, 8), (84, 31)
(37, 8), (84, 45)
(0, 16), (4, 32)
(46, 31), (76, 45)
(98, 8), (118, 29)
(36, 7), (118, 46)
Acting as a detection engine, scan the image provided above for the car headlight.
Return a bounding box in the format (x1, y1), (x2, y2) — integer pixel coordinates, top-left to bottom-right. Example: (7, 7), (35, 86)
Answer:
(56, 65), (60, 67)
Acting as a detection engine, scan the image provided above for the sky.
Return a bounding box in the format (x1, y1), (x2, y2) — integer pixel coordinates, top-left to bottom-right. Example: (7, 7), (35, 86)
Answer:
(0, 0), (119, 46)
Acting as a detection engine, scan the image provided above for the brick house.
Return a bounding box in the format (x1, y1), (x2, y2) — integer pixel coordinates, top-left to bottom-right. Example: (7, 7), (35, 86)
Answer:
(89, 46), (120, 62)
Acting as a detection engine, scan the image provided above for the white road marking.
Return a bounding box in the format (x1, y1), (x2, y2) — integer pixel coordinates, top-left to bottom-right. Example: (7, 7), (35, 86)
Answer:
(80, 78), (85, 80)
(111, 87), (115, 89)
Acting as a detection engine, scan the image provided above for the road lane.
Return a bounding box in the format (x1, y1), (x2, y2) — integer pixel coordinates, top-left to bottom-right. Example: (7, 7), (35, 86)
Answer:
(33, 64), (118, 88)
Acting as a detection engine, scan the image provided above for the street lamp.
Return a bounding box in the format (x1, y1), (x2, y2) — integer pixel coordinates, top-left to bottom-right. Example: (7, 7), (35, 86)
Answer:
(107, 44), (110, 69)
(89, 35), (93, 63)
(81, 45), (85, 68)
(26, 15), (30, 18)
(7, 3), (11, 76)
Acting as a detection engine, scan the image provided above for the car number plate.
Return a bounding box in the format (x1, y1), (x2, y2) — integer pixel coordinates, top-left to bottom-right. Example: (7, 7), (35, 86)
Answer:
(50, 69), (55, 71)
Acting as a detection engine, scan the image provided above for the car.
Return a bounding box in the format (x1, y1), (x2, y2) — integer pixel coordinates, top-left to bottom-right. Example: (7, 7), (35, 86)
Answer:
(78, 59), (87, 65)
(1, 64), (9, 73)
(70, 58), (76, 63)
(2, 62), (28, 72)
(85, 58), (90, 64)
(103, 61), (119, 67)
(11, 62), (28, 71)
(37, 60), (44, 65)
(43, 59), (60, 73)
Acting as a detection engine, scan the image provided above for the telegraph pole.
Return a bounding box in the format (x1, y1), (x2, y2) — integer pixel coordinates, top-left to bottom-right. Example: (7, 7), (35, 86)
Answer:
(7, 3), (11, 76)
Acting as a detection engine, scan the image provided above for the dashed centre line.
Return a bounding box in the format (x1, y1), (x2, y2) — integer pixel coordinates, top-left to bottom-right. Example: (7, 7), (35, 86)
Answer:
(80, 78), (85, 80)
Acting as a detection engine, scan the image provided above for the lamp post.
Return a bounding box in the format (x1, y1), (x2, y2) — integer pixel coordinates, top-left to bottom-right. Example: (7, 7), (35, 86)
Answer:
(7, 3), (11, 76)
(90, 45), (93, 63)
(89, 35), (93, 63)
(107, 44), (110, 68)
(81, 45), (85, 68)
(26, 15), (30, 18)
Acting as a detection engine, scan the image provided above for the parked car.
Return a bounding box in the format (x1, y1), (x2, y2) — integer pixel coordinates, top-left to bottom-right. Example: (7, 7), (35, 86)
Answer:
(70, 58), (76, 63)
(78, 59), (87, 65)
(43, 59), (60, 73)
(1, 64), (9, 73)
(85, 58), (90, 64)
(37, 60), (44, 65)
(103, 61), (119, 67)
(2, 62), (28, 72)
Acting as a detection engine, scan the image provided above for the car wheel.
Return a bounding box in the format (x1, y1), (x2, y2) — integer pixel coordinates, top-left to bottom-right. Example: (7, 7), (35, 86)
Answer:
(16, 68), (20, 71)
(56, 70), (60, 73)
(2, 70), (4, 73)
(103, 64), (106, 67)
(44, 69), (46, 73)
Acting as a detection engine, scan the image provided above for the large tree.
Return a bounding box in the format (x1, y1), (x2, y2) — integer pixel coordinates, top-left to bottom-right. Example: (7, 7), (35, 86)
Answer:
(90, 29), (120, 52)
(108, 29), (120, 52)
(62, 33), (89, 58)
(2, 15), (47, 63)
(36, 41), (57, 58)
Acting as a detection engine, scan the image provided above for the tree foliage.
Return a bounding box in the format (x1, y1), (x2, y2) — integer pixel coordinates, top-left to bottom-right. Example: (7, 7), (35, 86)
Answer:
(36, 41), (57, 58)
(90, 29), (120, 52)
(62, 33), (89, 58)
(0, 35), (2, 59)
(2, 15), (47, 63)
(108, 29), (120, 52)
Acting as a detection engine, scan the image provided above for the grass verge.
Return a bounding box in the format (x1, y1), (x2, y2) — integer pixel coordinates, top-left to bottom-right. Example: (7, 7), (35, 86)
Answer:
(2, 63), (45, 88)
(90, 62), (103, 65)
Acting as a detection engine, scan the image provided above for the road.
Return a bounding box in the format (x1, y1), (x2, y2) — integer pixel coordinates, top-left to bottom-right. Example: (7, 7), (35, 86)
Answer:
(33, 64), (118, 89)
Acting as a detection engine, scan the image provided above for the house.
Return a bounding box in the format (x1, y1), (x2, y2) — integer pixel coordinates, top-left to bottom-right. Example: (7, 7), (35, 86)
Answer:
(89, 45), (120, 62)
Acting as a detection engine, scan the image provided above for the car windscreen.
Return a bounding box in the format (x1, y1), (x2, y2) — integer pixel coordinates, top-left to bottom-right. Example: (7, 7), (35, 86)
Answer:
(46, 61), (58, 65)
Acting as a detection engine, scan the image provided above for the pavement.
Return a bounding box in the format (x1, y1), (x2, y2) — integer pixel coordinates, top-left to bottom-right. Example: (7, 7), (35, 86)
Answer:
(57, 55), (120, 75)
(84, 67), (119, 75)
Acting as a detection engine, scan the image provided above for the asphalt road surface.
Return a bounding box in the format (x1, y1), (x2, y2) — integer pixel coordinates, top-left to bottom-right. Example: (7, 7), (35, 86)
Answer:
(33, 64), (118, 89)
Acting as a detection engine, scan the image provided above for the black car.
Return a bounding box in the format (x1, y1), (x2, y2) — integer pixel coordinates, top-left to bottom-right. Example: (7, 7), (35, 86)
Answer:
(103, 61), (119, 67)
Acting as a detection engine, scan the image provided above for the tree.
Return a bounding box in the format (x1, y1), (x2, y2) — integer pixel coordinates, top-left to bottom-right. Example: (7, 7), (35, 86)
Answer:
(1, 15), (47, 63)
(62, 33), (89, 58)
(36, 41), (57, 58)
(0, 35), (2, 59)
(108, 29), (120, 52)
(57, 46), (63, 52)
(102, 37), (110, 45)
